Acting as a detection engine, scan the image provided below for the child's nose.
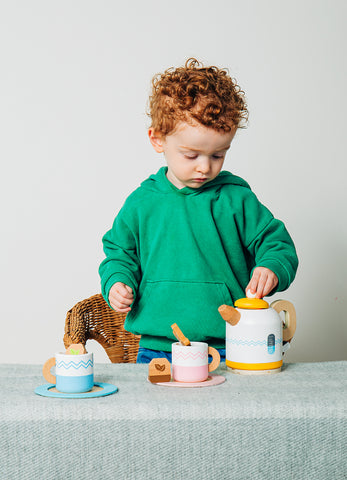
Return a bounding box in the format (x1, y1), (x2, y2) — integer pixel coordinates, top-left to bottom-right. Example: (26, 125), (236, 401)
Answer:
(196, 158), (211, 174)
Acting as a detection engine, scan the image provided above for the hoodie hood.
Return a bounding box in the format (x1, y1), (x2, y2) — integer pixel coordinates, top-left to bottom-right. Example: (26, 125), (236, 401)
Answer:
(141, 167), (250, 195)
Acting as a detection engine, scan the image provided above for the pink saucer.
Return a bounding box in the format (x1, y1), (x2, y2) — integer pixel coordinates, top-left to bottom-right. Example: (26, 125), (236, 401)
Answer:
(149, 374), (225, 388)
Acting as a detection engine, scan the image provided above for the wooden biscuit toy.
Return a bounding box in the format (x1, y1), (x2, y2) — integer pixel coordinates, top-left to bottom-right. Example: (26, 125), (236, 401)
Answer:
(148, 358), (171, 383)
(171, 323), (191, 346)
(65, 343), (87, 355)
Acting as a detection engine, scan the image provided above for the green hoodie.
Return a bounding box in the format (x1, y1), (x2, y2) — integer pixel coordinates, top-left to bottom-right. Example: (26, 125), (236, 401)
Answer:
(99, 167), (298, 351)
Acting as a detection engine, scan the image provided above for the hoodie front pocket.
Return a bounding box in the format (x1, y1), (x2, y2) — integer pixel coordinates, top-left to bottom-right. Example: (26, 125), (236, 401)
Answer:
(133, 280), (232, 340)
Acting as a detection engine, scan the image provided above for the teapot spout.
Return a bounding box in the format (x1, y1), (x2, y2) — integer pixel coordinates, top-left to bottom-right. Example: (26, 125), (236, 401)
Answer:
(218, 304), (241, 326)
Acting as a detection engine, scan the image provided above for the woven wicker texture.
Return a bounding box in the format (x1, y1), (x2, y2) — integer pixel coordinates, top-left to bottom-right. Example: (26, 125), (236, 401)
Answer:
(64, 293), (140, 363)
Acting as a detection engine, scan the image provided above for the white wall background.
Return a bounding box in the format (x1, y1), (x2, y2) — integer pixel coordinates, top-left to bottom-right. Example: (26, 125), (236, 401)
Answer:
(1, 0), (346, 364)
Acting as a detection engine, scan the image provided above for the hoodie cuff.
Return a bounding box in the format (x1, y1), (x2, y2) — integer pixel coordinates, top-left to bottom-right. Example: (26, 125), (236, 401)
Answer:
(252, 259), (291, 295)
(103, 274), (137, 308)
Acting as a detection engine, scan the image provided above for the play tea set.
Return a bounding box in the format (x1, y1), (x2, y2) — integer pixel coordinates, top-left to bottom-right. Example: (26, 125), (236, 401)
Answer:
(35, 293), (296, 397)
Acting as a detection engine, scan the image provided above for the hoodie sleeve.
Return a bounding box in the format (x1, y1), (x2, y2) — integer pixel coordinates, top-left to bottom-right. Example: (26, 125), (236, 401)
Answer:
(99, 204), (141, 308)
(237, 189), (298, 293)
(247, 217), (298, 293)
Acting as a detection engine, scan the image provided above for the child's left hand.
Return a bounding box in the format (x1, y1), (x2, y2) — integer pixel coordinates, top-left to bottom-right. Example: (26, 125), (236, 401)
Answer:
(246, 267), (278, 299)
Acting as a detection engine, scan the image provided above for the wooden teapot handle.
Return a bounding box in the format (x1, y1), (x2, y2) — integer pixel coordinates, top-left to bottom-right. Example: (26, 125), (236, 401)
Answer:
(270, 300), (296, 342)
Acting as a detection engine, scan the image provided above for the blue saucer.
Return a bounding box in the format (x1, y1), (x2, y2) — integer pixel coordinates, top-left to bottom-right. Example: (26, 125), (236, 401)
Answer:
(35, 382), (118, 399)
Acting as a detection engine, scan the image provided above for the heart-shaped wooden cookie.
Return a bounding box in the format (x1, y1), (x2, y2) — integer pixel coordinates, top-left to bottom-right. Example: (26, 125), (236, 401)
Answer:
(148, 358), (171, 383)
(155, 364), (165, 372)
(66, 343), (87, 355)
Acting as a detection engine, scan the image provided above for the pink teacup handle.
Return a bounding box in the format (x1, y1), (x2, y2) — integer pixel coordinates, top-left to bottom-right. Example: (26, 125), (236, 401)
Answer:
(208, 347), (220, 372)
(43, 357), (56, 384)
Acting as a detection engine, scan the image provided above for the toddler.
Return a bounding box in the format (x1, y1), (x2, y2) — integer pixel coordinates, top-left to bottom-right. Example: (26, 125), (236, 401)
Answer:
(99, 58), (298, 363)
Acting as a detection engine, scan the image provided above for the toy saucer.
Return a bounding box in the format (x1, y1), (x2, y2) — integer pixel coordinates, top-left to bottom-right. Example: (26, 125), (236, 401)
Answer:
(149, 374), (225, 388)
(34, 382), (118, 399)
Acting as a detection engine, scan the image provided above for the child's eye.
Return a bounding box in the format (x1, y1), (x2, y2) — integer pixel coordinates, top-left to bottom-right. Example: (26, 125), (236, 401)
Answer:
(184, 154), (198, 160)
(212, 154), (224, 159)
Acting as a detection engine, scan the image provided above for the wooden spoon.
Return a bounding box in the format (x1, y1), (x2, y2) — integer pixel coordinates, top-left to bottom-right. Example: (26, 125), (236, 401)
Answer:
(171, 323), (191, 346)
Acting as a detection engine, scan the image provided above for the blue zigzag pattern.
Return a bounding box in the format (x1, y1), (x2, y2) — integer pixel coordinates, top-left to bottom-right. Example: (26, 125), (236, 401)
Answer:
(226, 338), (282, 347)
(56, 360), (93, 370)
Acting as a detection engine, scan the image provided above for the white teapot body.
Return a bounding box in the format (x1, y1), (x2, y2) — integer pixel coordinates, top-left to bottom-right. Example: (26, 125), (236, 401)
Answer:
(219, 299), (296, 374)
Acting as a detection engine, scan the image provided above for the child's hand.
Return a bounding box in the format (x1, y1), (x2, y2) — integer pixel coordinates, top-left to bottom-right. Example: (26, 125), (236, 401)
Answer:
(246, 267), (278, 299)
(109, 282), (134, 313)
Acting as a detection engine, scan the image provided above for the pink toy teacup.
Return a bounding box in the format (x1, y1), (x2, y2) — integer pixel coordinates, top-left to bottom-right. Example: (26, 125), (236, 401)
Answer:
(172, 342), (220, 383)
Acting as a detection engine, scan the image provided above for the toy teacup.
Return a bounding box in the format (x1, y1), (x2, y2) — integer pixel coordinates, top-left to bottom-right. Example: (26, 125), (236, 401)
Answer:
(42, 352), (94, 393)
(172, 341), (220, 383)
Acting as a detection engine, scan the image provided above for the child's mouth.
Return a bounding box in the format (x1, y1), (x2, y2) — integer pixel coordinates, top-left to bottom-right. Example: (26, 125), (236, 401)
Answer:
(193, 178), (208, 183)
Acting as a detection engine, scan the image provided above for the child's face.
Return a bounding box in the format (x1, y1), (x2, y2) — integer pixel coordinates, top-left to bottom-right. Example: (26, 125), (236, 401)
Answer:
(149, 121), (236, 189)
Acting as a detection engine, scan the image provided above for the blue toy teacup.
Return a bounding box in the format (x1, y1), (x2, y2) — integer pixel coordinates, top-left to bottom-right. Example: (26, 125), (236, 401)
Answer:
(43, 352), (94, 393)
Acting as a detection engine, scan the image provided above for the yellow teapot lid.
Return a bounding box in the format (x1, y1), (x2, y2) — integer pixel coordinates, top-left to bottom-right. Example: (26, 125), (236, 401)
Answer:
(234, 298), (269, 309)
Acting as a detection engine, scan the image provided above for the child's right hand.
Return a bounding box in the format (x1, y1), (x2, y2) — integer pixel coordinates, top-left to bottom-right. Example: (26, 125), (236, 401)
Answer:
(109, 282), (134, 313)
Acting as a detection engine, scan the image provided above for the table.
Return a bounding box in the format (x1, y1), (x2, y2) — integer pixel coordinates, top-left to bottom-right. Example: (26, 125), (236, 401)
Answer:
(1, 362), (346, 480)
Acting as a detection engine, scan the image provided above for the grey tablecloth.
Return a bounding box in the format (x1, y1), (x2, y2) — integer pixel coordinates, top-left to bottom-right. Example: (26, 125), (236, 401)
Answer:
(0, 362), (346, 480)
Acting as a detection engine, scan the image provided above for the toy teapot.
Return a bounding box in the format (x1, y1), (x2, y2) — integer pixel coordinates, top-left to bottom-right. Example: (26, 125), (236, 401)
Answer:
(218, 295), (296, 375)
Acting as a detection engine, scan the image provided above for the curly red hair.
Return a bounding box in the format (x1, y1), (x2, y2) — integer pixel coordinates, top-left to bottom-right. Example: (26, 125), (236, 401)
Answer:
(148, 58), (248, 137)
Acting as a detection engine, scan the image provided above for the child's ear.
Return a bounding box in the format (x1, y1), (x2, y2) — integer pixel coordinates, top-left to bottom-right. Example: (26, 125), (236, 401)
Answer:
(148, 128), (164, 153)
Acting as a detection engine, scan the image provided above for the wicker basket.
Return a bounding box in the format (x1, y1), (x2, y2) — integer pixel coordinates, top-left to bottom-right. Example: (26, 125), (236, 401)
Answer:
(63, 293), (140, 363)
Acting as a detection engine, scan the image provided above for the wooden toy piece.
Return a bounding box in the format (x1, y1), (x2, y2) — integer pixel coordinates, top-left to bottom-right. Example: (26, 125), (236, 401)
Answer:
(208, 347), (221, 373)
(42, 357), (56, 384)
(66, 343), (87, 355)
(171, 323), (191, 346)
(148, 358), (172, 383)
(270, 299), (297, 342)
(218, 304), (241, 326)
